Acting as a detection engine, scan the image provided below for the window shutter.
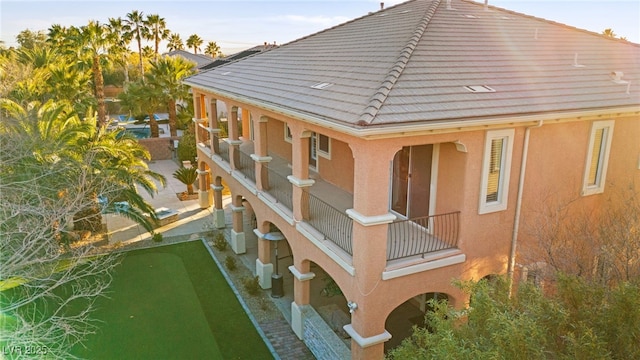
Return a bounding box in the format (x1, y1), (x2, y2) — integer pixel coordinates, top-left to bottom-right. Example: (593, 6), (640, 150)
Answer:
(486, 138), (504, 202)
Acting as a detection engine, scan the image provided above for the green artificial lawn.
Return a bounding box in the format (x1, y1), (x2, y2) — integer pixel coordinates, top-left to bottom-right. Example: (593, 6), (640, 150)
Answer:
(70, 240), (273, 359)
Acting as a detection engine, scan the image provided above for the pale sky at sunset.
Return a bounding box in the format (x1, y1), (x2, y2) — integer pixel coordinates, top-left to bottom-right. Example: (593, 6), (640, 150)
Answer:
(1, 0), (638, 55)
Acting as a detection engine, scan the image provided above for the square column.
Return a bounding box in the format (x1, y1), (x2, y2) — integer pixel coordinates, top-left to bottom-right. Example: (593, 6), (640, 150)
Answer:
(212, 184), (225, 229)
(254, 229), (274, 289)
(230, 202), (245, 254)
(197, 168), (212, 209)
(288, 262), (315, 339)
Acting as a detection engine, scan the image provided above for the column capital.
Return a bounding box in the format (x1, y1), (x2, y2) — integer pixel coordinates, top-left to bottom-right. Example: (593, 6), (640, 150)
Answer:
(196, 169), (210, 175)
(250, 154), (272, 163)
(230, 205), (245, 213)
(288, 265), (315, 281)
(287, 175), (315, 188)
(342, 324), (391, 348)
(224, 138), (243, 146)
(253, 229), (266, 239)
(346, 209), (396, 226)
(211, 185), (224, 191)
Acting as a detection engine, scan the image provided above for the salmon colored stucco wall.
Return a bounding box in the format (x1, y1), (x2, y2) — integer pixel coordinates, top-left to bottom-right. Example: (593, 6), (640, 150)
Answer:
(316, 137), (354, 193)
(266, 119), (292, 161)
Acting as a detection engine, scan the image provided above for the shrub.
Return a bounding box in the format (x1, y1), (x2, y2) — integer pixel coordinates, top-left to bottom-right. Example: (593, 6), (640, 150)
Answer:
(152, 232), (163, 242)
(242, 276), (261, 296)
(213, 232), (228, 251)
(225, 255), (237, 271)
(177, 127), (196, 164)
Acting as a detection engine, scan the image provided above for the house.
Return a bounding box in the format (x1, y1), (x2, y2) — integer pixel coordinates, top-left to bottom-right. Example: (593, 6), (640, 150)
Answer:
(165, 49), (215, 70)
(183, 0), (640, 358)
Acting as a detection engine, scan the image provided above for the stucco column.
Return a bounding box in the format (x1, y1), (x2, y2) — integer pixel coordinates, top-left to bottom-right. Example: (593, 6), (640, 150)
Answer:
(287, 124), (314, 221)
(250, 114), (272, 191)
(226, 105), (242, 170)
(343, 141), (398, 360)
(209, 98), (220, 155)
(192, 92), (202, 144)
(241, 108), (251, 139)
(197, 165), (212, 209)
(212, 177), (225, 229)
(254, 221), (273, 289)
(288, 259), (315, 340)
(230, 194), (245, 254)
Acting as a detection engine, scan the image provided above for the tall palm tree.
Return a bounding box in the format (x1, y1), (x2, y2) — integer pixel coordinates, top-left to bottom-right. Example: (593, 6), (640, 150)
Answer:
(186, 34), (203, 54)
(167, 33), (184, 51)
(125, 10), (147, 77)
(107, 17), (133, 84)
(204, 41), (221, 58)
(146, 56), (195, 136)
(72, 21), (111, 127)
(144, 14), (170, 60)
(602, 28), (616, 38)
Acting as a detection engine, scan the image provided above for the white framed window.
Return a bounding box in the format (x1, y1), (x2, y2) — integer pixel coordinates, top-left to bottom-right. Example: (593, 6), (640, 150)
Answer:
(284, 124), (292, 143)
(582, 120), (614, 196)
(479, 129), (515, 214)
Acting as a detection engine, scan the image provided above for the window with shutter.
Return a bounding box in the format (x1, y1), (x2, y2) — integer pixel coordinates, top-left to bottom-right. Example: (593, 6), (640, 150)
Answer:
(479, 129), (514, 214)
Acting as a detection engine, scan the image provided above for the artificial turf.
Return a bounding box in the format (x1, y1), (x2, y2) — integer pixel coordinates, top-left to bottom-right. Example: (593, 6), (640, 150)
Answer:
(70, 240), (274, 359)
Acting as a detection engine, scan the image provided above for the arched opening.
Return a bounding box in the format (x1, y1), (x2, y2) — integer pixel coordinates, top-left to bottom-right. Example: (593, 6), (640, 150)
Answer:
(384, 292), (450, 352)
(308, 261), (350, 347)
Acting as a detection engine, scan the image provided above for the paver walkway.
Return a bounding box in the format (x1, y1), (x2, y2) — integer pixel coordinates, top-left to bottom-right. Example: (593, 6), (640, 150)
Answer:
(261, 318), (315, 360)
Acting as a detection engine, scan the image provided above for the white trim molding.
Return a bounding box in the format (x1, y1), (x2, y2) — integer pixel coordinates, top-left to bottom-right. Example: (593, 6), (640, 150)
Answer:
(288, 266), (316, 281)
(346, 209), (396, 226)
(479, 128), (515, 214)
(342, 324), (392, 348)
(581, 120), (615, 196)
(250, 154), (273, 163)
(287, 175), (315, 188)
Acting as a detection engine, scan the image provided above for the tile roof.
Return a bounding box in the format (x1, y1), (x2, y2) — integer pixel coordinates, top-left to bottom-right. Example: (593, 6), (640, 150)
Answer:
(165, 50), (214, 69)
(183, 0), (640, 130)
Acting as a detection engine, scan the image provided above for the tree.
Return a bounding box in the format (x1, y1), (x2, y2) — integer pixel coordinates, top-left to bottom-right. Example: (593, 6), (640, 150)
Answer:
(602, 28), (617, 38)
(144, 14), (170, 60)
(107, 17), (133, 84)
(521, 184), (640, 285)
(0, 99), (121, 359)
(167, 33), (184, 51)
(387, 276), (640, 360)
(186, 34), (203, 54)
(204, 41), (221, 58)
(15, 29), (47, 50)
(125, 10), (147, 77)
(72, 21), (111, 127)
(146, 55), (195, 136)
(117, 80), (163, 138)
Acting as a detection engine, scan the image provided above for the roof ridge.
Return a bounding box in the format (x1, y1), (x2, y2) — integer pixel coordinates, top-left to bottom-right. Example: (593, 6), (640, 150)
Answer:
(358, 0), (442, 125)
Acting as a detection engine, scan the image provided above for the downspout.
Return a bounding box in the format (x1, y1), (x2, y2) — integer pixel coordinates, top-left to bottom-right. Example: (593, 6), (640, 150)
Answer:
(508, 120), (543, 296)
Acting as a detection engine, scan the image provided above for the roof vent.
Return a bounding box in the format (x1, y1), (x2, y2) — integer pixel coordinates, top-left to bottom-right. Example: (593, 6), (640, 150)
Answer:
(464, 14), (477, 18)
(464, 85), (495, 93)
(610, 71), (628, 84)
(221, 71), (231, 75)
(311, 82), (334, 90)
(572, 53), (585, 68)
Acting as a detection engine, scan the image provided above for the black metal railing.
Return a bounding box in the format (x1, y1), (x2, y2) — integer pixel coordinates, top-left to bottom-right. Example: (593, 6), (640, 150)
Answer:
(387, 211), (460, 261)
(218, 139), (229, 162)
(237, 151), (256, 183)
(303, 191), (353, 255)
(264, 166), (292, 210)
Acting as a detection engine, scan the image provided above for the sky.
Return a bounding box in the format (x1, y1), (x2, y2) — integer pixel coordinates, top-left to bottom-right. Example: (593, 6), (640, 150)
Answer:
(1, 0), (638, 55)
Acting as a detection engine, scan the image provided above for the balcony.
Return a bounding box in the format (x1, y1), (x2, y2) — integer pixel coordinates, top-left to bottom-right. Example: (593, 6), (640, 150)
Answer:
(208, 138), (460, 266)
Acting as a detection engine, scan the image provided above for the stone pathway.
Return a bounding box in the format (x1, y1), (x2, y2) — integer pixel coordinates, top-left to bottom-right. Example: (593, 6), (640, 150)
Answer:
(260, 318), (315, 360)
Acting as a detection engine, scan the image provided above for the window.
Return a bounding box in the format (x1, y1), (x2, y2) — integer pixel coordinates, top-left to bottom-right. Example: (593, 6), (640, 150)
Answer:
(317, 133), (331, 158)
(582, 120), (614, 196)
(284, 124), (292, 143)
(479, 129), (514, 214)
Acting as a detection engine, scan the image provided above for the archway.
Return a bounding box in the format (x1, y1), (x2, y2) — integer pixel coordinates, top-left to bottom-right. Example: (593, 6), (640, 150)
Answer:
(384, 292), (450, 352)
(308, 261), (350, 346)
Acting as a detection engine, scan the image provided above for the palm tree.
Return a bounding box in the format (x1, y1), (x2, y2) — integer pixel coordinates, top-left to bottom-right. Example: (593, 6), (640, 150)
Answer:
(167, 33), (184, 51)
(602, 28), (617, 38)
(146, 56), (195, 136)
(107, 17), (133, 84)
(117, 80), (163, 138)
(125, 10), (147, 77)
(72, 21), (111, 127)
(186, 34), (203, 54)
(173, 167), (197, 195)
(144, 14), (170, 60)
(204, 41), (221, 58)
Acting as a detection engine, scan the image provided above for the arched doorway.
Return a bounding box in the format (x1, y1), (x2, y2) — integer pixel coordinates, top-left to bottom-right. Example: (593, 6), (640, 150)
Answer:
(384, 292), (450, 352)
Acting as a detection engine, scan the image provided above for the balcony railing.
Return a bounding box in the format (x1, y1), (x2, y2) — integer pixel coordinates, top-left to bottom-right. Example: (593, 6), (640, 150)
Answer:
(303, 190), (353, 255)
(264, 166), (292, 210)
(237, 151), (256, 183)
(387, 211), (460, 261)
(218, 140), (229, 162)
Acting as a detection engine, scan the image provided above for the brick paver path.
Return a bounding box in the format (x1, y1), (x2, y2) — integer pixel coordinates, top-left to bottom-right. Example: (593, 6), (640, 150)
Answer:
(260, 318), (315, 360)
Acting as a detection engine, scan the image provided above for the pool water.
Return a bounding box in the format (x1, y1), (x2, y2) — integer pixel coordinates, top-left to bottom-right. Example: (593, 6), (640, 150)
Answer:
(125, 128), (151, 139)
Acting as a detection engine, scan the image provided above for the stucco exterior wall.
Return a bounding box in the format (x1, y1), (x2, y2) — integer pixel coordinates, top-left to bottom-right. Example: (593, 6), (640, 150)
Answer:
(316, 138), (354, 193)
